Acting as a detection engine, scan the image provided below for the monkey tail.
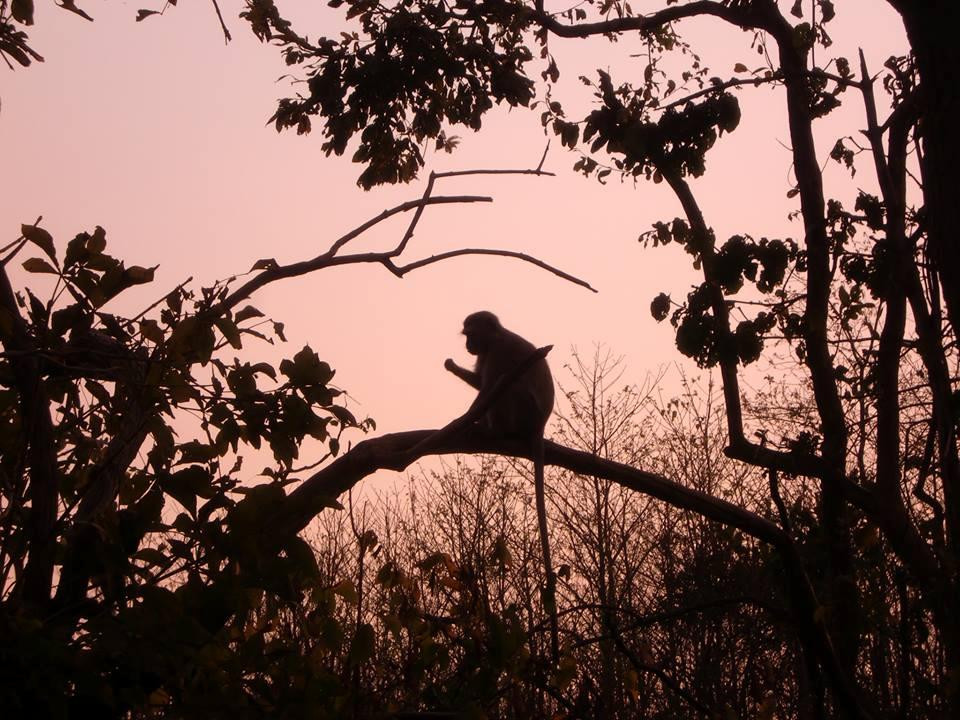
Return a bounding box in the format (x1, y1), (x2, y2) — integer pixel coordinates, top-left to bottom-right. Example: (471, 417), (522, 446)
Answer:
(533, 435), (560, 666)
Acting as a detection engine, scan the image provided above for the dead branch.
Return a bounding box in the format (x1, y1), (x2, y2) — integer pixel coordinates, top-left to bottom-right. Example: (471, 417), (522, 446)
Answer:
(211, 167), (591, 317)
(388, 250), (597, 292)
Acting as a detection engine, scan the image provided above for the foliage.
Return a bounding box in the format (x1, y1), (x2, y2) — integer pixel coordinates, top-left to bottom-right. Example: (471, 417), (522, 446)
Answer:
(0, 223), (371, 716)
(4, 0), (960, 717)
(223, 0), (959, 716)
(0, 167), (594, 716)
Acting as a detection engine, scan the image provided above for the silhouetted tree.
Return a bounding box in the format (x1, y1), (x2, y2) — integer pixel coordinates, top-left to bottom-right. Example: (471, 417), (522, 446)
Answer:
(224, 0), (958, 716)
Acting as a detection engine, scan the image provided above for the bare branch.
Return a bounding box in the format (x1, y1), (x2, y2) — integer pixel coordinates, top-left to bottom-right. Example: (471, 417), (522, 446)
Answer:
(391, 172), (439, 258)
(210, 169), (590, 316)
(388, 248), (597, 292)
(213, 194), (491, 314)
(326, 195), (490, 258)
(536, 141), (551, 173)
(431, 168), (555, 180)
(209, 0), (232, 43)
(660, 74), (782, 111)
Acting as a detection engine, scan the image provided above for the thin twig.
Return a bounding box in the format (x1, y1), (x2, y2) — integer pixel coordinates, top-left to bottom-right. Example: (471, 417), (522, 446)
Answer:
(129, 276), (194, 325)
(0, 236), (26, 257)
(327, 195), (490, 257)
(392, 172), (439, 258)
(209, 0), (232, 43)
(0, 239), (28, 268)
(432, 168), (556, 179)
(535, 141), (551, 172)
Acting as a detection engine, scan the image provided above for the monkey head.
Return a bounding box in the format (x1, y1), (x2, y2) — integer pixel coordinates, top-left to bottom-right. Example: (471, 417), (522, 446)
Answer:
(461, 310), (502, 355)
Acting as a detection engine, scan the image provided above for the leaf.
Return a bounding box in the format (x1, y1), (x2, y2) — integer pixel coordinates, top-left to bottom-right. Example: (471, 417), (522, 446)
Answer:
(329, 405), (356, 427)
(279, 345), (334, 386)
(650, 293), (671, 322)
(490, 536), (512, 567)
(284, 536), (320, 579)
(84, 380), (112, 406)
(12, 0), (34, 25)
(140, 318), (165, 344)
(124, 265), (156, 284)
(134, 547), (169, 566)
(136, 8), (159, 21)
(250, 362), (277, 380)
(87, 225), (107, 254)
(215, 317), (243, 349)
(734, 62), (748, 73)
(22, 257), (57, 274)
(333, 579), (358, 604)
(818, 0), (835, 23)
(22, 224), (56, 261)
(251, 258), (279, 271)
(551, 653), (578, 690)
(235, 305), (264, 323)
(161, 465), (215, 517)
(316, 617), (344, 651)
(51, 303), (87, 337)
(60, 0), (94, 21)
(348, 623), (375, 666)
(177, 441), (217, 464)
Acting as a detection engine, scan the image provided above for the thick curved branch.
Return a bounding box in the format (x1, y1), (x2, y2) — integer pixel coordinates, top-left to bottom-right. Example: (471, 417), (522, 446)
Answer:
(272, 429), (786, 548)
(531, 0), (777, 38)
(266, 421), (866, 717)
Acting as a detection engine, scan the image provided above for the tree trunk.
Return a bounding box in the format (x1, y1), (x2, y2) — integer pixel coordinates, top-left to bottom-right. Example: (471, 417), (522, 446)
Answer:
(897, 3), (960, 348)
(893, 5), (960, 712)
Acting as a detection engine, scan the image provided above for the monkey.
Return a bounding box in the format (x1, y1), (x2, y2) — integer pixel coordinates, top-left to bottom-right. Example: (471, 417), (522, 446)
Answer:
(444, 310), (560, 663)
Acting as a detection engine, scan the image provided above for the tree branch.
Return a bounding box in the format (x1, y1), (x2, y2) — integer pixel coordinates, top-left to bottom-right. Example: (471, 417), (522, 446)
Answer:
(212, 167), (582, 317)
(216, 194), (491, 314)
(388, 249), (597, 292)
(272, 429), (787, 550)
(531, 0), (778, 39)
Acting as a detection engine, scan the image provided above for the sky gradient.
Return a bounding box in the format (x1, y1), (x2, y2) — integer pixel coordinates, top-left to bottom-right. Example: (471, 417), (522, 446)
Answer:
(1, 1), (909, 467)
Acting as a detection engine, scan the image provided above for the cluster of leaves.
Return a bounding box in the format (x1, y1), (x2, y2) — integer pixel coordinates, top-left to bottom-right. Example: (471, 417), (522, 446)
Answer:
(253, 0), (538, 188)
(0, 0), (44, 68)
(644, 221), (797, 367)
(580, 70), (741, 184)
(1, 223), (371, 716)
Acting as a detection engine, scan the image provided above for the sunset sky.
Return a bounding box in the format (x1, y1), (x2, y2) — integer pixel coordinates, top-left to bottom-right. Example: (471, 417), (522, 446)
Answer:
(1, 1), (908, 472)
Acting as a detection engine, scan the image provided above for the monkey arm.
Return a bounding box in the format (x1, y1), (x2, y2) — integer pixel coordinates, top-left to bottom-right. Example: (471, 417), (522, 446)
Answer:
(444, 358), (482, 390)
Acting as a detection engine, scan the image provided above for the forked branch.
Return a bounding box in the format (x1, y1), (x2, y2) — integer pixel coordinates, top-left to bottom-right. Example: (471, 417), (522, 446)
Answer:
(211, 166), (591, 316)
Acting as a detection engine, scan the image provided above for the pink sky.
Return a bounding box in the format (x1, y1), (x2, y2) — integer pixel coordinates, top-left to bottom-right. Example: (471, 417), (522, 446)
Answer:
(1, 1), (908, 475)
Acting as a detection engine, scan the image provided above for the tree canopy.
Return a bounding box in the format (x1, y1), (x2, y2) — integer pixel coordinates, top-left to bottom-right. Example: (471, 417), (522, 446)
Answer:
(2, 0), (959, 718)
